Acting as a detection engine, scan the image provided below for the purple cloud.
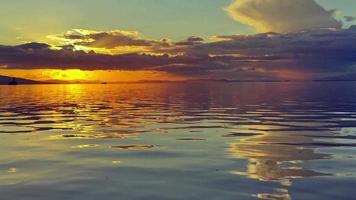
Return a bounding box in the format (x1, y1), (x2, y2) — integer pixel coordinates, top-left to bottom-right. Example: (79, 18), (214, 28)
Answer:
(1, 27), (356, 80)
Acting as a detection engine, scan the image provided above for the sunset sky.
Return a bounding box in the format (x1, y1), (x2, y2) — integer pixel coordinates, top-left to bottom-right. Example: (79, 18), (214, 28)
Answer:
(1, 0), (356, 82)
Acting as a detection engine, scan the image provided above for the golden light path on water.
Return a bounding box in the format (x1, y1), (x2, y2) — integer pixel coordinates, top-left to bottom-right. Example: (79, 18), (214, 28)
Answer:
(0, 82), (356, 200)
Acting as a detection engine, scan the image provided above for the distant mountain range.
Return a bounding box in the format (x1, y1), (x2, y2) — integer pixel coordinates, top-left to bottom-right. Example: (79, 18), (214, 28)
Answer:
(320, 73), (356, 81)
(0, 75), (47, 85)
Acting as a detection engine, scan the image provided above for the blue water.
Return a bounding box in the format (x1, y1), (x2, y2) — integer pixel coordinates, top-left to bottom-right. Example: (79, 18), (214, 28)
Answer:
(0, 82), (355, 200)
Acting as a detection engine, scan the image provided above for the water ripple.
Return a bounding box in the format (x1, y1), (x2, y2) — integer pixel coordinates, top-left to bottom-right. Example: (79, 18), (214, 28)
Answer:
(0, 82), (356, 200)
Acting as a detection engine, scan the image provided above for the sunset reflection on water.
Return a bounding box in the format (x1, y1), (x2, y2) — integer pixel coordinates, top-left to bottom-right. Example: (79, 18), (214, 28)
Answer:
(229, 127), (331, 199)
(0, 82), (356, 200)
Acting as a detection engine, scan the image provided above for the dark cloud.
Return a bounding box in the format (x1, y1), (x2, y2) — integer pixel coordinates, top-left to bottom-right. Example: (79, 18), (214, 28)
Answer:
(0, 43), (184, 70)
(16, 42), (51, 50)
(188, 28), (356, 67)
(175, 36), (205, 46)
(2, 27), (356, 80)
(185, 28), (356, 80)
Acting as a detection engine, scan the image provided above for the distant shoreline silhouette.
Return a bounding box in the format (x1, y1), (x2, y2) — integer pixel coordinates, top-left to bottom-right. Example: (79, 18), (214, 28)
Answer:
(8, 78), (18, 85)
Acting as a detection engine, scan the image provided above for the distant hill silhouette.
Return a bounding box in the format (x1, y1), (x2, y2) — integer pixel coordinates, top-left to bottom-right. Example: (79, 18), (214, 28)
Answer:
(0, 75), (46, 85)
(321, 73), (356, 81)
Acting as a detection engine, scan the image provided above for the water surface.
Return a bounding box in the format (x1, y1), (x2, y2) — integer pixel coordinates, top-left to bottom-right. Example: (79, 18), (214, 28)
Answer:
(0, 82), (355, 200)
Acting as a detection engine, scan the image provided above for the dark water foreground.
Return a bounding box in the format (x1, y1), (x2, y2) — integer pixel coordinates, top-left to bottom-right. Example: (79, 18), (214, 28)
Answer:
(0, 82), (355, 200)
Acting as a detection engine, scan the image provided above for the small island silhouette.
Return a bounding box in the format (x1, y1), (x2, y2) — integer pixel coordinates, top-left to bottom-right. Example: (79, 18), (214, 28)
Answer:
(8, 78), (18, 85)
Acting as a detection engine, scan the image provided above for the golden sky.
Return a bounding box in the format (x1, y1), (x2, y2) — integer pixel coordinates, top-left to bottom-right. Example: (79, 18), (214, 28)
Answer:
(0, 69), (187, 82)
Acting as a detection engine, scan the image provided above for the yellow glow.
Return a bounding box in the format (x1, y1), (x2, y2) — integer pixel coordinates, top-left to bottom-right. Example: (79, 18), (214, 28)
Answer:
(47, 29), (152, 55)
(0, 69), (188, 82)
(225, 1), (268, 32)
(228, 123), (330, 199)
(79, 45), (151, 55)
(49, 69), (89, 81)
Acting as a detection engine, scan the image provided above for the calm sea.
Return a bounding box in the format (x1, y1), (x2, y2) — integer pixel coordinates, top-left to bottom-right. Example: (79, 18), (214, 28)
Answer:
(0, 82), (355, 200)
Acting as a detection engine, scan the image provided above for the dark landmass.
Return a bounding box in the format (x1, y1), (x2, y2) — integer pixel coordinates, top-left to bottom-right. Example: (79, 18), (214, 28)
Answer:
(0, 75), (49, 85)
(318, 73), (356, 82)
(0, 75), (100, 85)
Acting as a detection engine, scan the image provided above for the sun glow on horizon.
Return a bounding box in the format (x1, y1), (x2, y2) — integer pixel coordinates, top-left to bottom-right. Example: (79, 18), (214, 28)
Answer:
(49, 69), (89, 81)
(0, 69), (187, 82)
